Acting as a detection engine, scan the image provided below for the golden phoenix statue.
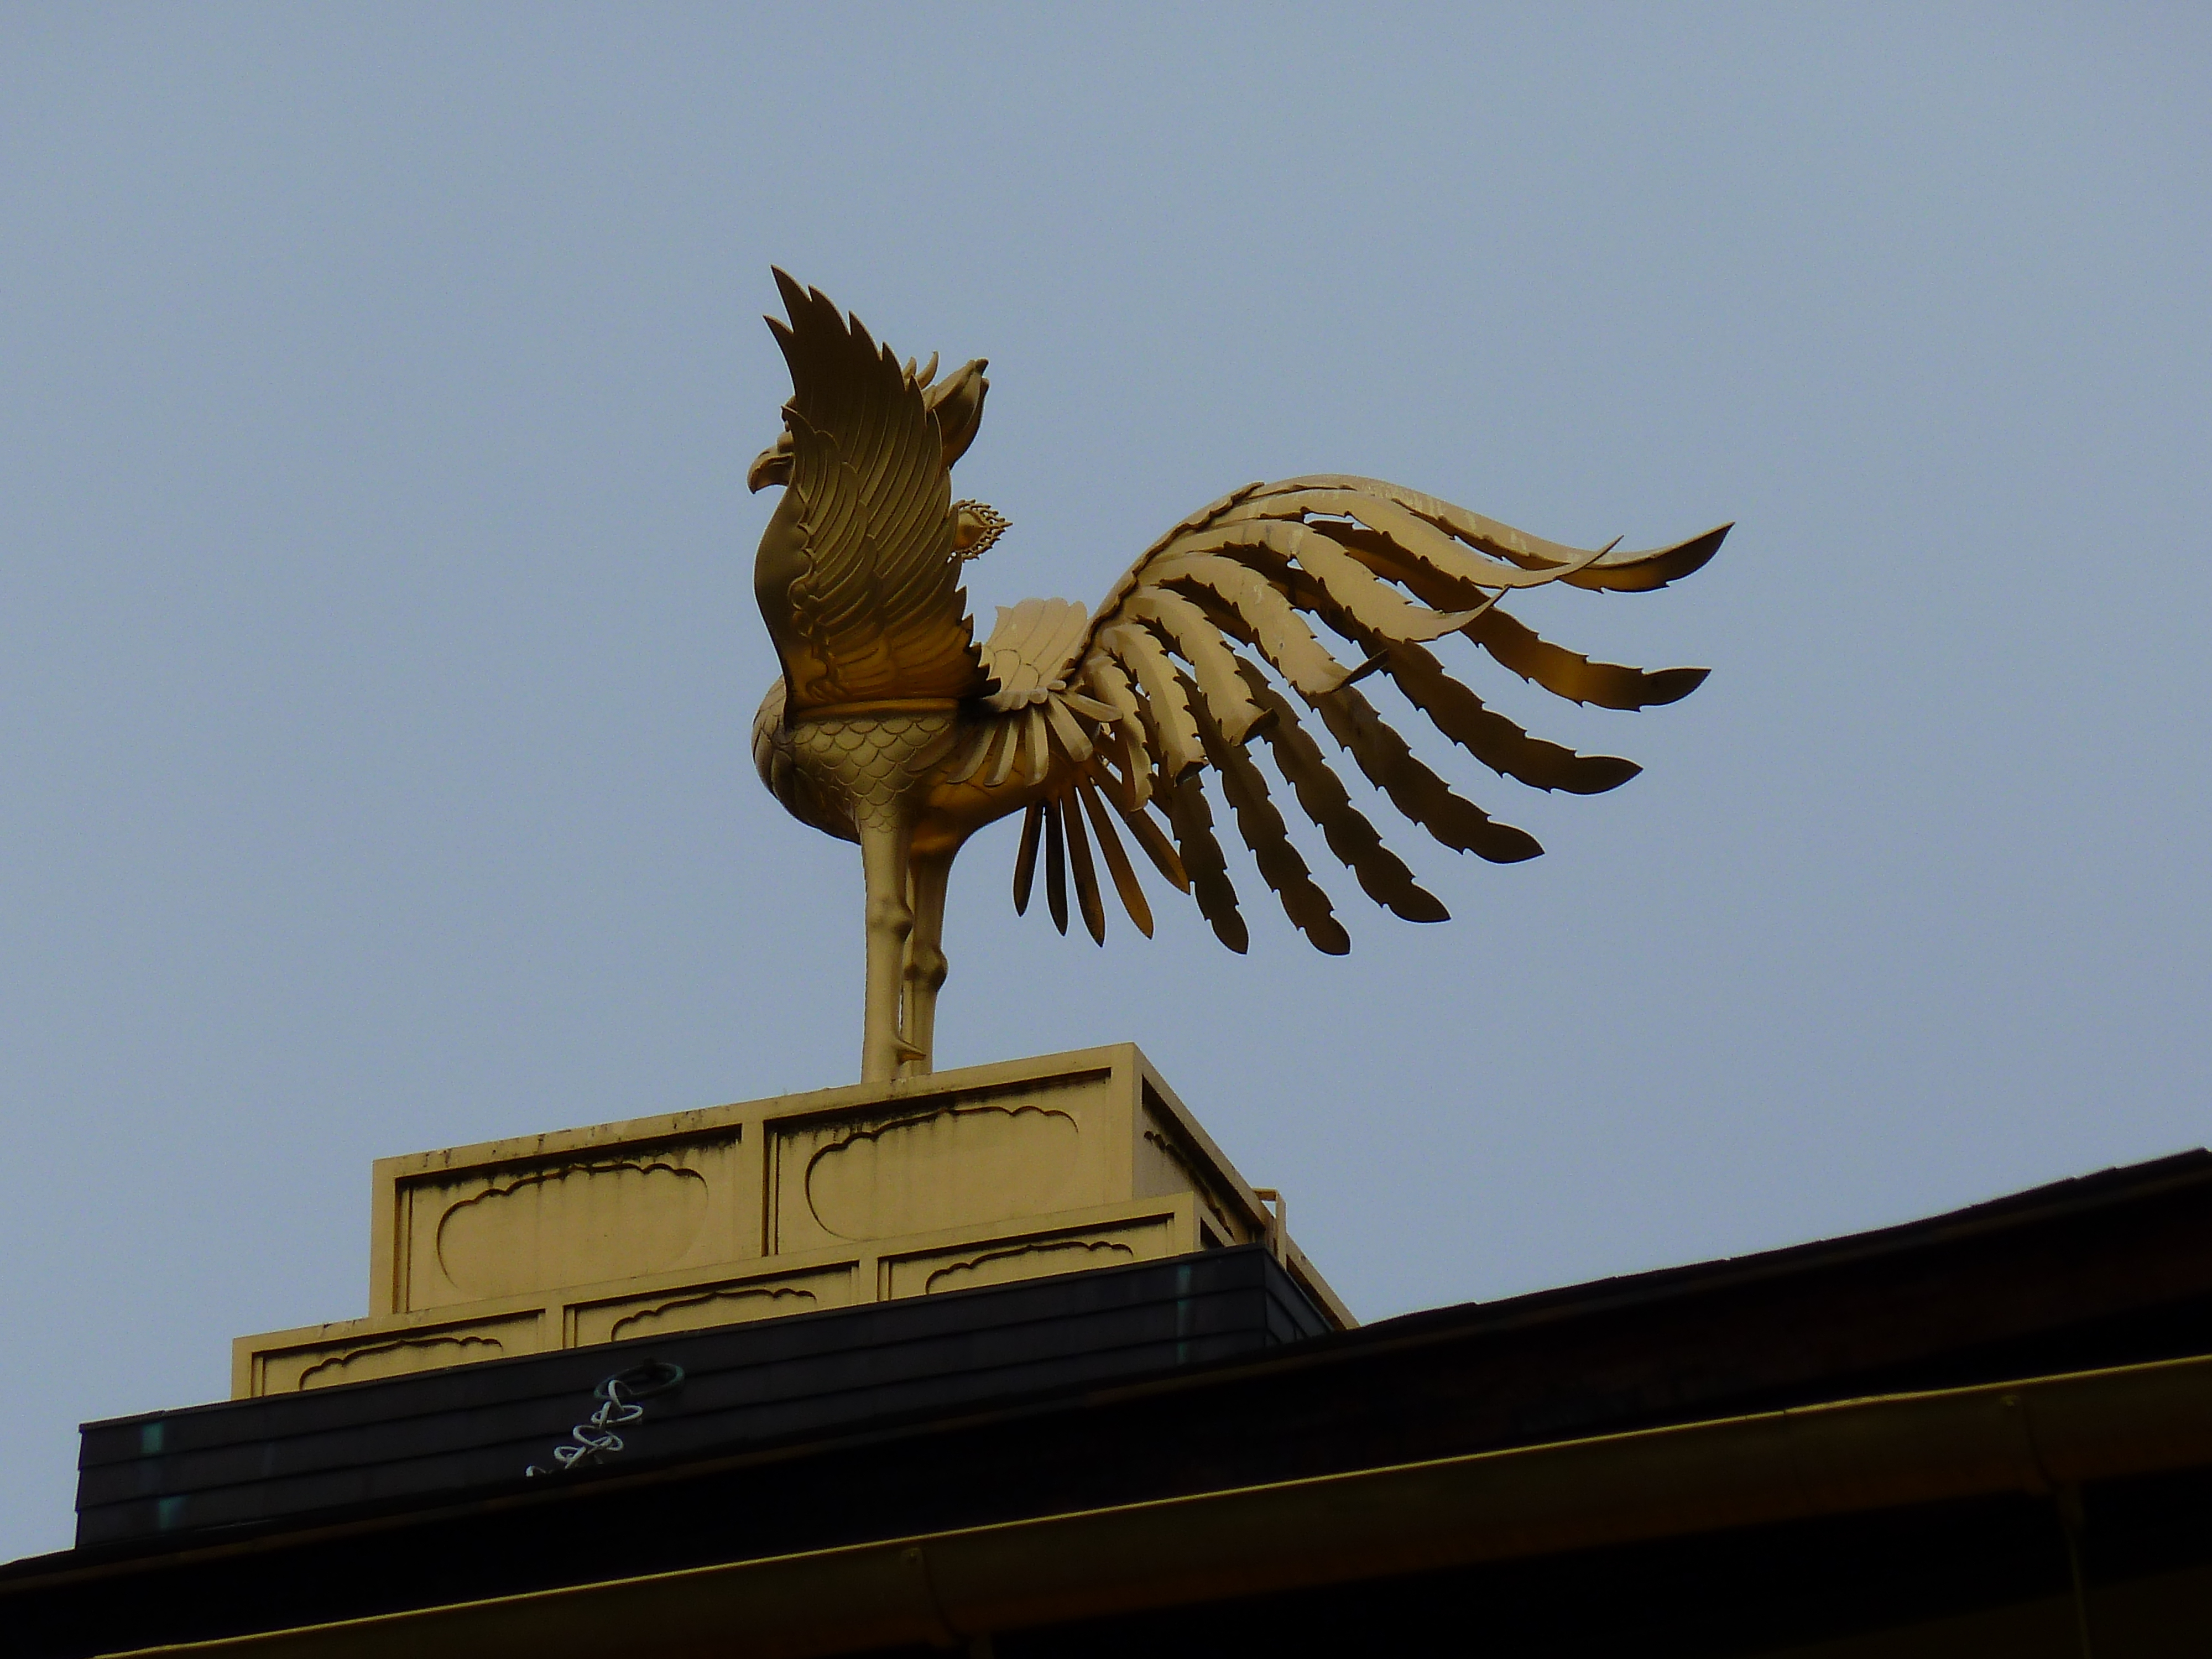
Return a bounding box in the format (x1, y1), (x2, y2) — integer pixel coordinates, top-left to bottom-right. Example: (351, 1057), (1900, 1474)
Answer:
(747, 273), (1727, 1082)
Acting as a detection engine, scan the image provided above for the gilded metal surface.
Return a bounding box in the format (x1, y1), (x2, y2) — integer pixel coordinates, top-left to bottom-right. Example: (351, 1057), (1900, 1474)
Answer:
(749, 272), (1729, 1081)
(236, 1044), (1343, 1395)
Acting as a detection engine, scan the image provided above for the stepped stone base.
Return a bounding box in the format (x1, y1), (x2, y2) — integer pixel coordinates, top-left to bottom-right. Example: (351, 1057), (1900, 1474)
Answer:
(232, 1043), (1349, 1398)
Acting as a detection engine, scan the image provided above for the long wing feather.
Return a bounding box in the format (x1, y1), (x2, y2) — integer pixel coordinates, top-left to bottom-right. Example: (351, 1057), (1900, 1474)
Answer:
(762, 273), (987, 709)
(1113, 786), (1190, 891)
(1165, 772), (1246, 952)
(1234, 664), (1447, 923)
(1099, 623), (1204, 777)
(1465, 607), (1709, 709)
(1306, 520), (1709, 711)
(998, 470), (1715, 950)
(1185, 674), (1349, 954)
(1041, 693), (1097, 764)
(1081, 654), (1155, 806)
(1233, 553), (1640, 795)
(1078, 776), (1155, 936)
(1168, 521), (1478, 643)
(1145, 554), (1347, 693)
(1011, 799), (1044, 915)
(1059, 789), (1107, 945)
(1260, 475), (1730, 592)
(1307, 681), (1543, 864)
(1120, 589), (1267, 740)
(1022, 705), (1052, 786)
(1043, 792), (1068, 935)
(1223, 488), (1614, 593)
(1341, 634), (1641, 795)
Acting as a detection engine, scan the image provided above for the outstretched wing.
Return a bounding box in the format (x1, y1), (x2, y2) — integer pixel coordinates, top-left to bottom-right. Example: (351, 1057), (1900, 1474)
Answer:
(760, 272), (989, 710)
(1003, 477), (1728, 953)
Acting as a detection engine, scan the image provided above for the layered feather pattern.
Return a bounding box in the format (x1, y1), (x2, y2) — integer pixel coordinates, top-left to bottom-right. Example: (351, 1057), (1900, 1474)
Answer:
(1017, 476), (1728, 952)
(748, 278), (1723, 966)
(760, 272), (989, 709)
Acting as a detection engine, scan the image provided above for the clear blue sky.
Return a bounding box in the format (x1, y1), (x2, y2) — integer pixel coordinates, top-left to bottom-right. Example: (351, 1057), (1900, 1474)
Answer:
(3, 3), (2206, 1561)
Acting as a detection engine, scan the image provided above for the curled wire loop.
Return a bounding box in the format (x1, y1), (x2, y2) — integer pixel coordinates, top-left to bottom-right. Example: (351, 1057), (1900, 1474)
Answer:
(524, 1360), (685, 1478)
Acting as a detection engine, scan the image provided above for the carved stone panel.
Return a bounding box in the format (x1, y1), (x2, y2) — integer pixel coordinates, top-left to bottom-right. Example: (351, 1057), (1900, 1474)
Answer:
(437, 1161), (709, 1296)
(772, 1069), (1114, 1256)
(391, 1126), (747, 1313)
(883, 1213), (1175, 1300)
(241, 1046), (1352, 1397)
(255, 1311), (545, 1394)
(570, 1264), (858, 1346)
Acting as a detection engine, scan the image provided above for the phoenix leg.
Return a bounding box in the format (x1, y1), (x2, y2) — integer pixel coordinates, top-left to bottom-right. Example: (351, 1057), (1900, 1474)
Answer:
(858, 817), (919, 1084)
(899, 851), (953, 1078)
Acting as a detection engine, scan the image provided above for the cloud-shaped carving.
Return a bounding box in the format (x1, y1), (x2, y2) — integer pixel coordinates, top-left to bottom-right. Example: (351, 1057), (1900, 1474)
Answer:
(609, 1284), (815, 1342)
(298, 1334), (504, 1390)
(924, 1237), (1135, 1295)
(436, 1161), (709, 1298)
(806, 1104), (1079, 1240)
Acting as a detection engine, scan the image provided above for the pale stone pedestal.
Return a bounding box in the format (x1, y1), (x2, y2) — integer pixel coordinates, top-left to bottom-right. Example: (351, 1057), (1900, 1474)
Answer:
(233, 1044), (1350, 1397)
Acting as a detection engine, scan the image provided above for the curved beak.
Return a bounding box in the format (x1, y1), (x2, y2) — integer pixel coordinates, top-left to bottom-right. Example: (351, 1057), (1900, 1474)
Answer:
(748, 430), (795, 492)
